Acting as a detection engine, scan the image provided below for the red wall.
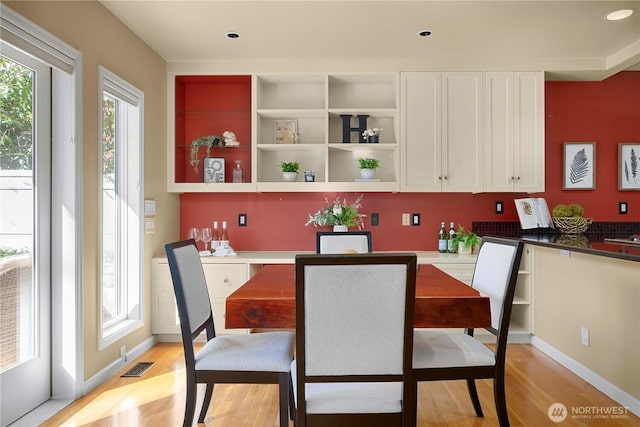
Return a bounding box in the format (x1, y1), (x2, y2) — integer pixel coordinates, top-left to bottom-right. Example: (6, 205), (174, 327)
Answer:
(180, 71), (640, 251)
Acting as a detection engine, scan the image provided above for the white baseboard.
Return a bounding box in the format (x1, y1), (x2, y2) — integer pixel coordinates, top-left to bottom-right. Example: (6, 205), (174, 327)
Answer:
(82, 336), (157, 395)
(531, 337), (640, 417)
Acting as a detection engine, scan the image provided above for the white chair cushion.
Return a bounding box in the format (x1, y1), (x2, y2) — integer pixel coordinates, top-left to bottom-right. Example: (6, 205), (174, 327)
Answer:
(413, 330), (495, 369)
(291, 361), (402, 414)
(195, 331), (294, 372)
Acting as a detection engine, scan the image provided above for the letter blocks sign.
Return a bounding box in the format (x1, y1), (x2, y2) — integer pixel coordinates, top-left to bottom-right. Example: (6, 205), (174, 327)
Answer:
(340, 114), (369, 143)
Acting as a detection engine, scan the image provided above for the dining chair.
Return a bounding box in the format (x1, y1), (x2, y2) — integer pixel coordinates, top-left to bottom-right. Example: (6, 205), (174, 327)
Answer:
(164, 239), (295, 427)
(315, 231), (372, 254)
(292, 253), (418, 427)
(412, 236), (524, 427)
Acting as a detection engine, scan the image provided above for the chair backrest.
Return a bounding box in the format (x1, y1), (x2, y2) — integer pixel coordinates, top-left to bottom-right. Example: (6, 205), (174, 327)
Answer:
(165, 239), (215, 363)
(471, 236), (524, 341)
(295, 252), (416, 381)
(316, 231), (372, 254)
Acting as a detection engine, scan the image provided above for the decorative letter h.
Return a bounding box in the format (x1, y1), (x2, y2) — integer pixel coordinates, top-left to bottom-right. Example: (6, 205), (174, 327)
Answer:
(340, 114), (369, 143)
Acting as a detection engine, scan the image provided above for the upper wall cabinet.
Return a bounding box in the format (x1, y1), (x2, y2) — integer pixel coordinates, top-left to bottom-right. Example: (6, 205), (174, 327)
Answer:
(167, 73), (399, 192)
(484, 72), (544, 193)
(401, 72), (483, 192)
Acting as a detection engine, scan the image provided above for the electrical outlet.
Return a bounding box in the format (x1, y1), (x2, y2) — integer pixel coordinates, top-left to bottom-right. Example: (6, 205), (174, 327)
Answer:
(412, 213), (420, 226)
(371, 213), (379, 226)
(581, 327), (590, 346)
(238, 213), (247, 226)
(402, 213), (410, 226)
(495, 201), (504, 214)
(619, 201), (628, 214)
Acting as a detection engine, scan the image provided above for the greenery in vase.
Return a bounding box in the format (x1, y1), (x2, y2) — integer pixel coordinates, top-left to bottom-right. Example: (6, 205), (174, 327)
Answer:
(189, 135), (220, 173)
(306, 194), (366, 229)
(451, 225), (481, 252)
(357, 157), (380, 169)
(280, 161), (300, 173)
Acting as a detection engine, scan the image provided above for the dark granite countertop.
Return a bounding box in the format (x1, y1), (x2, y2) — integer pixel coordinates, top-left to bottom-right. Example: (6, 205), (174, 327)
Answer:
(472, 222), (640, 263)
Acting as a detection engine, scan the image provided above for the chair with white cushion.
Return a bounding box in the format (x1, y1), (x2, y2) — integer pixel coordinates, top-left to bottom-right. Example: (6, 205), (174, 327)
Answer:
(293, 253), (417, 427)
(165, 239), (294, 427)
(412, 236), (524, 427)
(316, 231), (372, 254)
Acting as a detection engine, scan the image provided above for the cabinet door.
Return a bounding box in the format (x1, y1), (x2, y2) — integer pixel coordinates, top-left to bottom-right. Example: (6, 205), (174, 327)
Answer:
(514, 72), (544, 192)
(203, 263), (248, 335)
(401, 72), (442, 191)
(442, 72), (483, 192)
(484, 72), (515, 192)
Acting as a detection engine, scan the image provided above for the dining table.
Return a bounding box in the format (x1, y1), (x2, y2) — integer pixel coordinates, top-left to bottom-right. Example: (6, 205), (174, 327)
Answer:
(225, 263), (491, 330)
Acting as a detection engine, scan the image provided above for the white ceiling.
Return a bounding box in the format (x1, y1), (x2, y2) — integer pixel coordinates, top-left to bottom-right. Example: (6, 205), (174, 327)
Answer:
(100, 0), (640, 80)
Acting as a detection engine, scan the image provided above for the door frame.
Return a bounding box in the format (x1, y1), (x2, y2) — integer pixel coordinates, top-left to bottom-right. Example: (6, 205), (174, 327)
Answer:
(1, 2), (83, 409)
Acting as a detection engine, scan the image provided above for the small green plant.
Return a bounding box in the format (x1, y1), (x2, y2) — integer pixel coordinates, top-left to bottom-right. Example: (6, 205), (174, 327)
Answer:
(0, 247), (28, 259)
(451, 225), (481, 252)
(357, 157), (380, 169)
(280, 161), (300, 173)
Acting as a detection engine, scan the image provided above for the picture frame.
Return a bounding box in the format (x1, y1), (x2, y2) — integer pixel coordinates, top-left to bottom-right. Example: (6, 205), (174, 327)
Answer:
(275, 119), (297, 144)
(203, 157), (225, 183)
(563, 142), (595, 190)
(619, 143), (640, 191)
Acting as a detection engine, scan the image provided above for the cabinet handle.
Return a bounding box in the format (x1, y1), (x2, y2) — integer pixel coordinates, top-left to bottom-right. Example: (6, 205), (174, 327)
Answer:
(443, 176), (448, 180)
(438, 176), (442, 180)
(223, 278), (229, 283)
(517, 176), (521, 181)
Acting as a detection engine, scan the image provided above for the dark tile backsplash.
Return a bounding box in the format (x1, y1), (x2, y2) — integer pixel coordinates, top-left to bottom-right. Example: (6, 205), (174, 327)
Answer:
(472, 221), (640, 238)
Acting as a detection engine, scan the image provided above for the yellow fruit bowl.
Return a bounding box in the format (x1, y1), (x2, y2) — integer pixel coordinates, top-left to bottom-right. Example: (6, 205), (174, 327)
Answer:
(552, 217), (593, 234)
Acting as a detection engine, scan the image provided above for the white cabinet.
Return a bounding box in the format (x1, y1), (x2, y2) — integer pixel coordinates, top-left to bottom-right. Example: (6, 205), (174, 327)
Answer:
(401, 72), (483, 192)
(254, 73), (400, 192)
(152, 259), (248, 338)
(484, 72), (544, 192)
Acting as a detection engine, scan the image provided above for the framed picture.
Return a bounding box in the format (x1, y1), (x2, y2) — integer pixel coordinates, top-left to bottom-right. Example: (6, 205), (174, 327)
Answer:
(203, 157), (225, 183)
(619, 143), (640, 191)
(563, 142), (595, 190)
(275, 119), (297, 144)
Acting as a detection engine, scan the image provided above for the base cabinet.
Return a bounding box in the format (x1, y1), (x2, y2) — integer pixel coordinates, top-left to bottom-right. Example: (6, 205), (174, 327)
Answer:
(152, 259), (248, 338)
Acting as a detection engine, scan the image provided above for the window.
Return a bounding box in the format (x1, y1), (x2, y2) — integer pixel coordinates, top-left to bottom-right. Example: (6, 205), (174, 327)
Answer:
(99, 66), (143, 347)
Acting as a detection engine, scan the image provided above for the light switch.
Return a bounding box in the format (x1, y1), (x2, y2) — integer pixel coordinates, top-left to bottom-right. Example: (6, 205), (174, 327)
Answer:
(619, 201), (628, 214)
(144, 218), (155, 234)
(144, 199), (156, 216)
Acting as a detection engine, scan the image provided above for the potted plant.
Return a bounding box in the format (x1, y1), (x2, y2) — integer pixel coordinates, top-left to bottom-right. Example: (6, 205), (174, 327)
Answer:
(190, 135), (220, 173)
(306, 194), (366, 232)
(357, 157), (380, 180)
(280, 161), (300, 182)
(362, 128), (382, 143)
(451, 225), (481, 255)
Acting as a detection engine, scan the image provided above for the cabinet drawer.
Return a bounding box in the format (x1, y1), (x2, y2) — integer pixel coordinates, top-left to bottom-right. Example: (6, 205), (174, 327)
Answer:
(203, 264), (248, 298)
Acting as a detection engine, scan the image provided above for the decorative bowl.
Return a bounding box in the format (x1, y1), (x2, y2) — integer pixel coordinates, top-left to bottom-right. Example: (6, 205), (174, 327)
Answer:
(552, 217), (593, 234)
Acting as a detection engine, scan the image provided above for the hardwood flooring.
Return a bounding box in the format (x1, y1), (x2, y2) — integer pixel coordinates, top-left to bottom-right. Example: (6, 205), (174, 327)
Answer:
(41, 343), (637, 426)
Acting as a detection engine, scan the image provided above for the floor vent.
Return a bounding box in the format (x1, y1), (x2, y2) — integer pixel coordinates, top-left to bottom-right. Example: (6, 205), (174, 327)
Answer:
(121, 362), (154, 377)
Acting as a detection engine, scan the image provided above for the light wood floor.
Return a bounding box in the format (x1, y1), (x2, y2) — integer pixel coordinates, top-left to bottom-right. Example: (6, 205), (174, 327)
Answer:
(41, 343), (637, 426)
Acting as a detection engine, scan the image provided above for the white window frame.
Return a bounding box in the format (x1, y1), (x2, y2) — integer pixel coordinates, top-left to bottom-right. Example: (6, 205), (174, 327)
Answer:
(98, 66), (144, 348)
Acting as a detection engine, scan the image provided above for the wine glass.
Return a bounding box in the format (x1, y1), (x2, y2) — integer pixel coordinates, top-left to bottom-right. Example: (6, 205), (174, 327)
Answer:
(200, 227), (212, 253)
(187, 227), (201, 246)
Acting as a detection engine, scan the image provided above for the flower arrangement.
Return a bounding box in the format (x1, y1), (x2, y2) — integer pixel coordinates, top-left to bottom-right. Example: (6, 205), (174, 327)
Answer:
(306, 194), (367, 230)
(357, 157), (380, 170)
(362, 128), (382, 138)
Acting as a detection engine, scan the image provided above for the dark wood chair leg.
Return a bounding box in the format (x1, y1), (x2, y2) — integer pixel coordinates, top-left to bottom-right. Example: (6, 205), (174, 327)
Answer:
(466, 379), (484, 417)
(197, 383), (214, 423)
(184, 380), (197, 427)
(279, 372), (289, 427)
(289, 372), (296, 421)
(494, 376), (510, 427)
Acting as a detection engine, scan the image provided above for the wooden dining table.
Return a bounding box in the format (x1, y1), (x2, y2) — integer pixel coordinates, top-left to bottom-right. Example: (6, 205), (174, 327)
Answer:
(225, 263), (491, 329)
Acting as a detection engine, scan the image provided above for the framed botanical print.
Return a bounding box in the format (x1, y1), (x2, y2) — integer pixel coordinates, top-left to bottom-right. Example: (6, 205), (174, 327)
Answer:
(563, 142), (595, 190)
(619, 143), (640, 191)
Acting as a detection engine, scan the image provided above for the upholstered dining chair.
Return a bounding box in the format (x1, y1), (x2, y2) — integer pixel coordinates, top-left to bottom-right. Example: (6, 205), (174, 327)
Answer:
(165, 239), (295, 427)
(315, 231), (372, 254)
(412, 236), (524, 427)
(292, 253), (418, 427)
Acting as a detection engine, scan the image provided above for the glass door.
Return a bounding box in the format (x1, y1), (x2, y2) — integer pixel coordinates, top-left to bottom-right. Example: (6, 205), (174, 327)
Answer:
(0, 42), (51, 426)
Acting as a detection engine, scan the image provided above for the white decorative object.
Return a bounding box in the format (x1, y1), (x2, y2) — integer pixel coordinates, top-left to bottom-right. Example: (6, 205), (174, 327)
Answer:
(360, 168), (375, 180)
(282, 172), (297, 182)
(222, 130), (240, 147)
(333, 225), (348, 232)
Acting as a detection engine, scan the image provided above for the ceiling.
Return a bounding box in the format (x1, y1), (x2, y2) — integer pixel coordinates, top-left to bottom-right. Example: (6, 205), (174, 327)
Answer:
(100, 0), (640, 80)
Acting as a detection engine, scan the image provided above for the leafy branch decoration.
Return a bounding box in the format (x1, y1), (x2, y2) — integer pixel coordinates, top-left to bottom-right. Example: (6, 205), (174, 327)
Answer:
(569, 148), (590, 184)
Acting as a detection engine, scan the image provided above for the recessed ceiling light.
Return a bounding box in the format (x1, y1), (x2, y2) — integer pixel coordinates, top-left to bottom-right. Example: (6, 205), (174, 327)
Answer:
(225, 32), (241, 39)
(605, 9), (634, 21)
(417, 30), (432, 37)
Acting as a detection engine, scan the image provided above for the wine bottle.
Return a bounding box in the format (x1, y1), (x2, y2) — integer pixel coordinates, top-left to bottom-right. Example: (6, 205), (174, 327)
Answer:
(220, 221), (229, 249)
(448, 222), (456, 253)
(438, 222), (448, 253)
(211, 221), (220, 250)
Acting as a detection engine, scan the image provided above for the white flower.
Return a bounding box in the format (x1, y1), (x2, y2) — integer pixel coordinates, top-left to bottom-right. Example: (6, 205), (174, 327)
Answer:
(362, 128), (383, 137)
(332, 204), (342, 216)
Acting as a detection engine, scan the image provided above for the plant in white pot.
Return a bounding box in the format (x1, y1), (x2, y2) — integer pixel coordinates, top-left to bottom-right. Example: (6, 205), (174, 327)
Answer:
(280, 161), (300, 182)
(306, 194), (366, 232)
(451, 226), (481, 255)
(357, 157), (380, 180)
